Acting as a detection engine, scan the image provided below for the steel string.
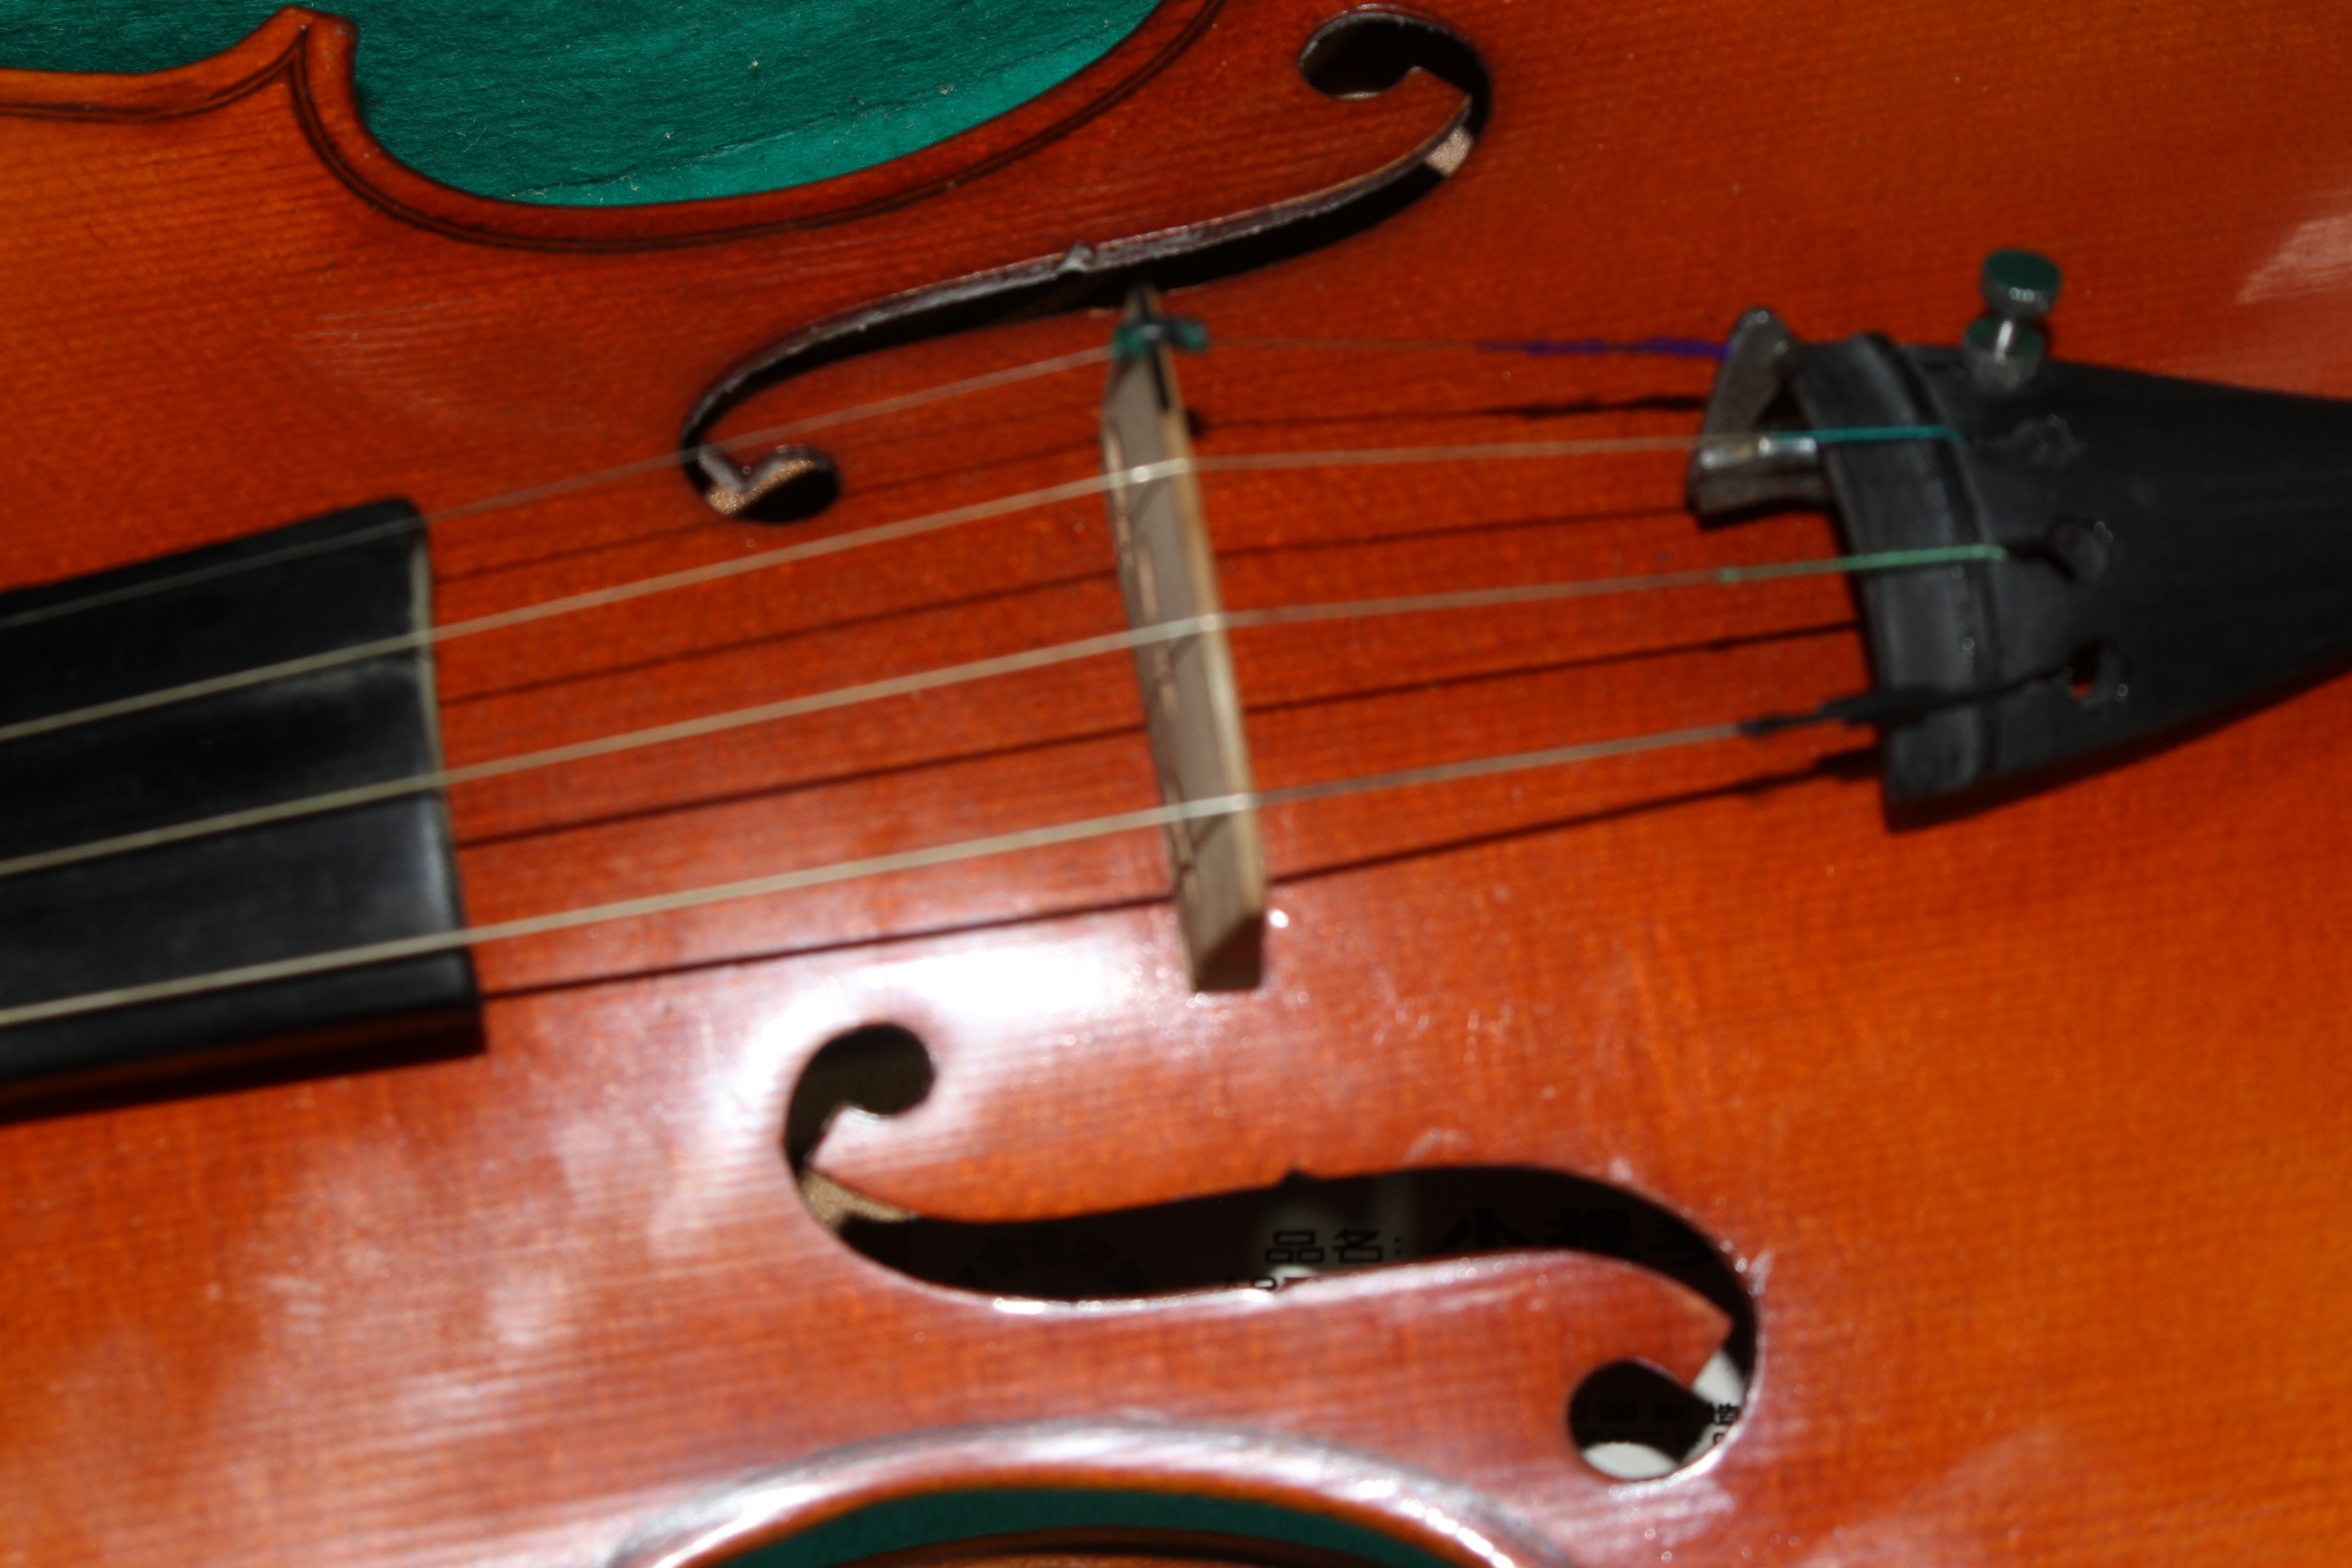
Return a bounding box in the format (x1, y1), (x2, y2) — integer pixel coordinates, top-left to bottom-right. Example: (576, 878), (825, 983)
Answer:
(0, 337), (1976, 1030)
(0, 326), (1727, 639)
(0, 543), (2000, 884)
(0, 709), (1852, 1034)
(0, 427), (1957, 749)
(0, 346), (1117, 638)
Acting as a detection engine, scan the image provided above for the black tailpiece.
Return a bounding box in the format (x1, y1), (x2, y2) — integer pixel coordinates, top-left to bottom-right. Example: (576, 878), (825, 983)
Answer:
(1688, 255), (2352, 801)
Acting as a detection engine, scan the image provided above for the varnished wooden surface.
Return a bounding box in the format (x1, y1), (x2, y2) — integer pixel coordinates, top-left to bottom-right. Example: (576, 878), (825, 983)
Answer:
(5, 3), (2352, 1564)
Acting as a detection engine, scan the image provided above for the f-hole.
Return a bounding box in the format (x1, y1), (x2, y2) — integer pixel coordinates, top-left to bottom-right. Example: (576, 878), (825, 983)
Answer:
(785, 1024), (1756, 1482)
(1298, 10), (1493, 139)
(785, 1024), (935, 1172)
(696, 445), (841, 524)
(681, 10), (1492, 521)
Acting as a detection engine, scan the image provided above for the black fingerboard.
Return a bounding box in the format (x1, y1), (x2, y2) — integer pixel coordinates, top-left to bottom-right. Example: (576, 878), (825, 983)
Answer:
(0, 501), (476, 1101)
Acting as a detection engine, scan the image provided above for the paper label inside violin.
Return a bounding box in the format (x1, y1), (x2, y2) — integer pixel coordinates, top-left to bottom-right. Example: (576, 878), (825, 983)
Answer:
(0, 502), (475, 1099)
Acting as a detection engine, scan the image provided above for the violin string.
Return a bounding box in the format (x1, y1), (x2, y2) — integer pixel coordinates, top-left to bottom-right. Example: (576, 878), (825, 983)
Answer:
(0, 428), (1961, 748)
(0, 335), (1980, 1025)
(0, 544), (1996, 885)
(0, 326), (1714, 639)
(1217, 333), (1728, 361)
(0, 346), (1116, 639)
(0, 705), (1867, 1034)
(0, 468), (1124, 747)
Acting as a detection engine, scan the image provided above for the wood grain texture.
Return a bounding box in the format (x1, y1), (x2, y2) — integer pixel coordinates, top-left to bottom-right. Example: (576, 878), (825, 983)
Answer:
(4, 3), (2351, 1566)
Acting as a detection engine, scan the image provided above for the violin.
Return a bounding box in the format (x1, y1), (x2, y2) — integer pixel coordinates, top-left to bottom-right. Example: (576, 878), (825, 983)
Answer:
(5, 4), (2349, 1565)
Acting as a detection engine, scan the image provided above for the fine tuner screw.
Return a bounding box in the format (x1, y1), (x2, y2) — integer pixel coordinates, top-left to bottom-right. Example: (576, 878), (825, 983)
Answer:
(1964, 249), (2063, 393)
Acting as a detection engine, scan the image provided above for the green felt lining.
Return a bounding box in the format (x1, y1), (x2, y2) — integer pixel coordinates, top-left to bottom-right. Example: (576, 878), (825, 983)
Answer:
(0, 1), (1158, 206)
(715, 1488), (1465, 1568)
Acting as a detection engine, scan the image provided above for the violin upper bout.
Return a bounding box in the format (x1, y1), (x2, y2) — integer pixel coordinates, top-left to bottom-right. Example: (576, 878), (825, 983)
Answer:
(0, 0), (1475, 248)
(0, 0), (1478, 575)
(0, 5), (330, 122)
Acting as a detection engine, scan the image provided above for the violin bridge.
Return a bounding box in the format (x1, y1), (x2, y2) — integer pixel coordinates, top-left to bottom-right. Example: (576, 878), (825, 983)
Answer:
(1100, 289), (1266, 991)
